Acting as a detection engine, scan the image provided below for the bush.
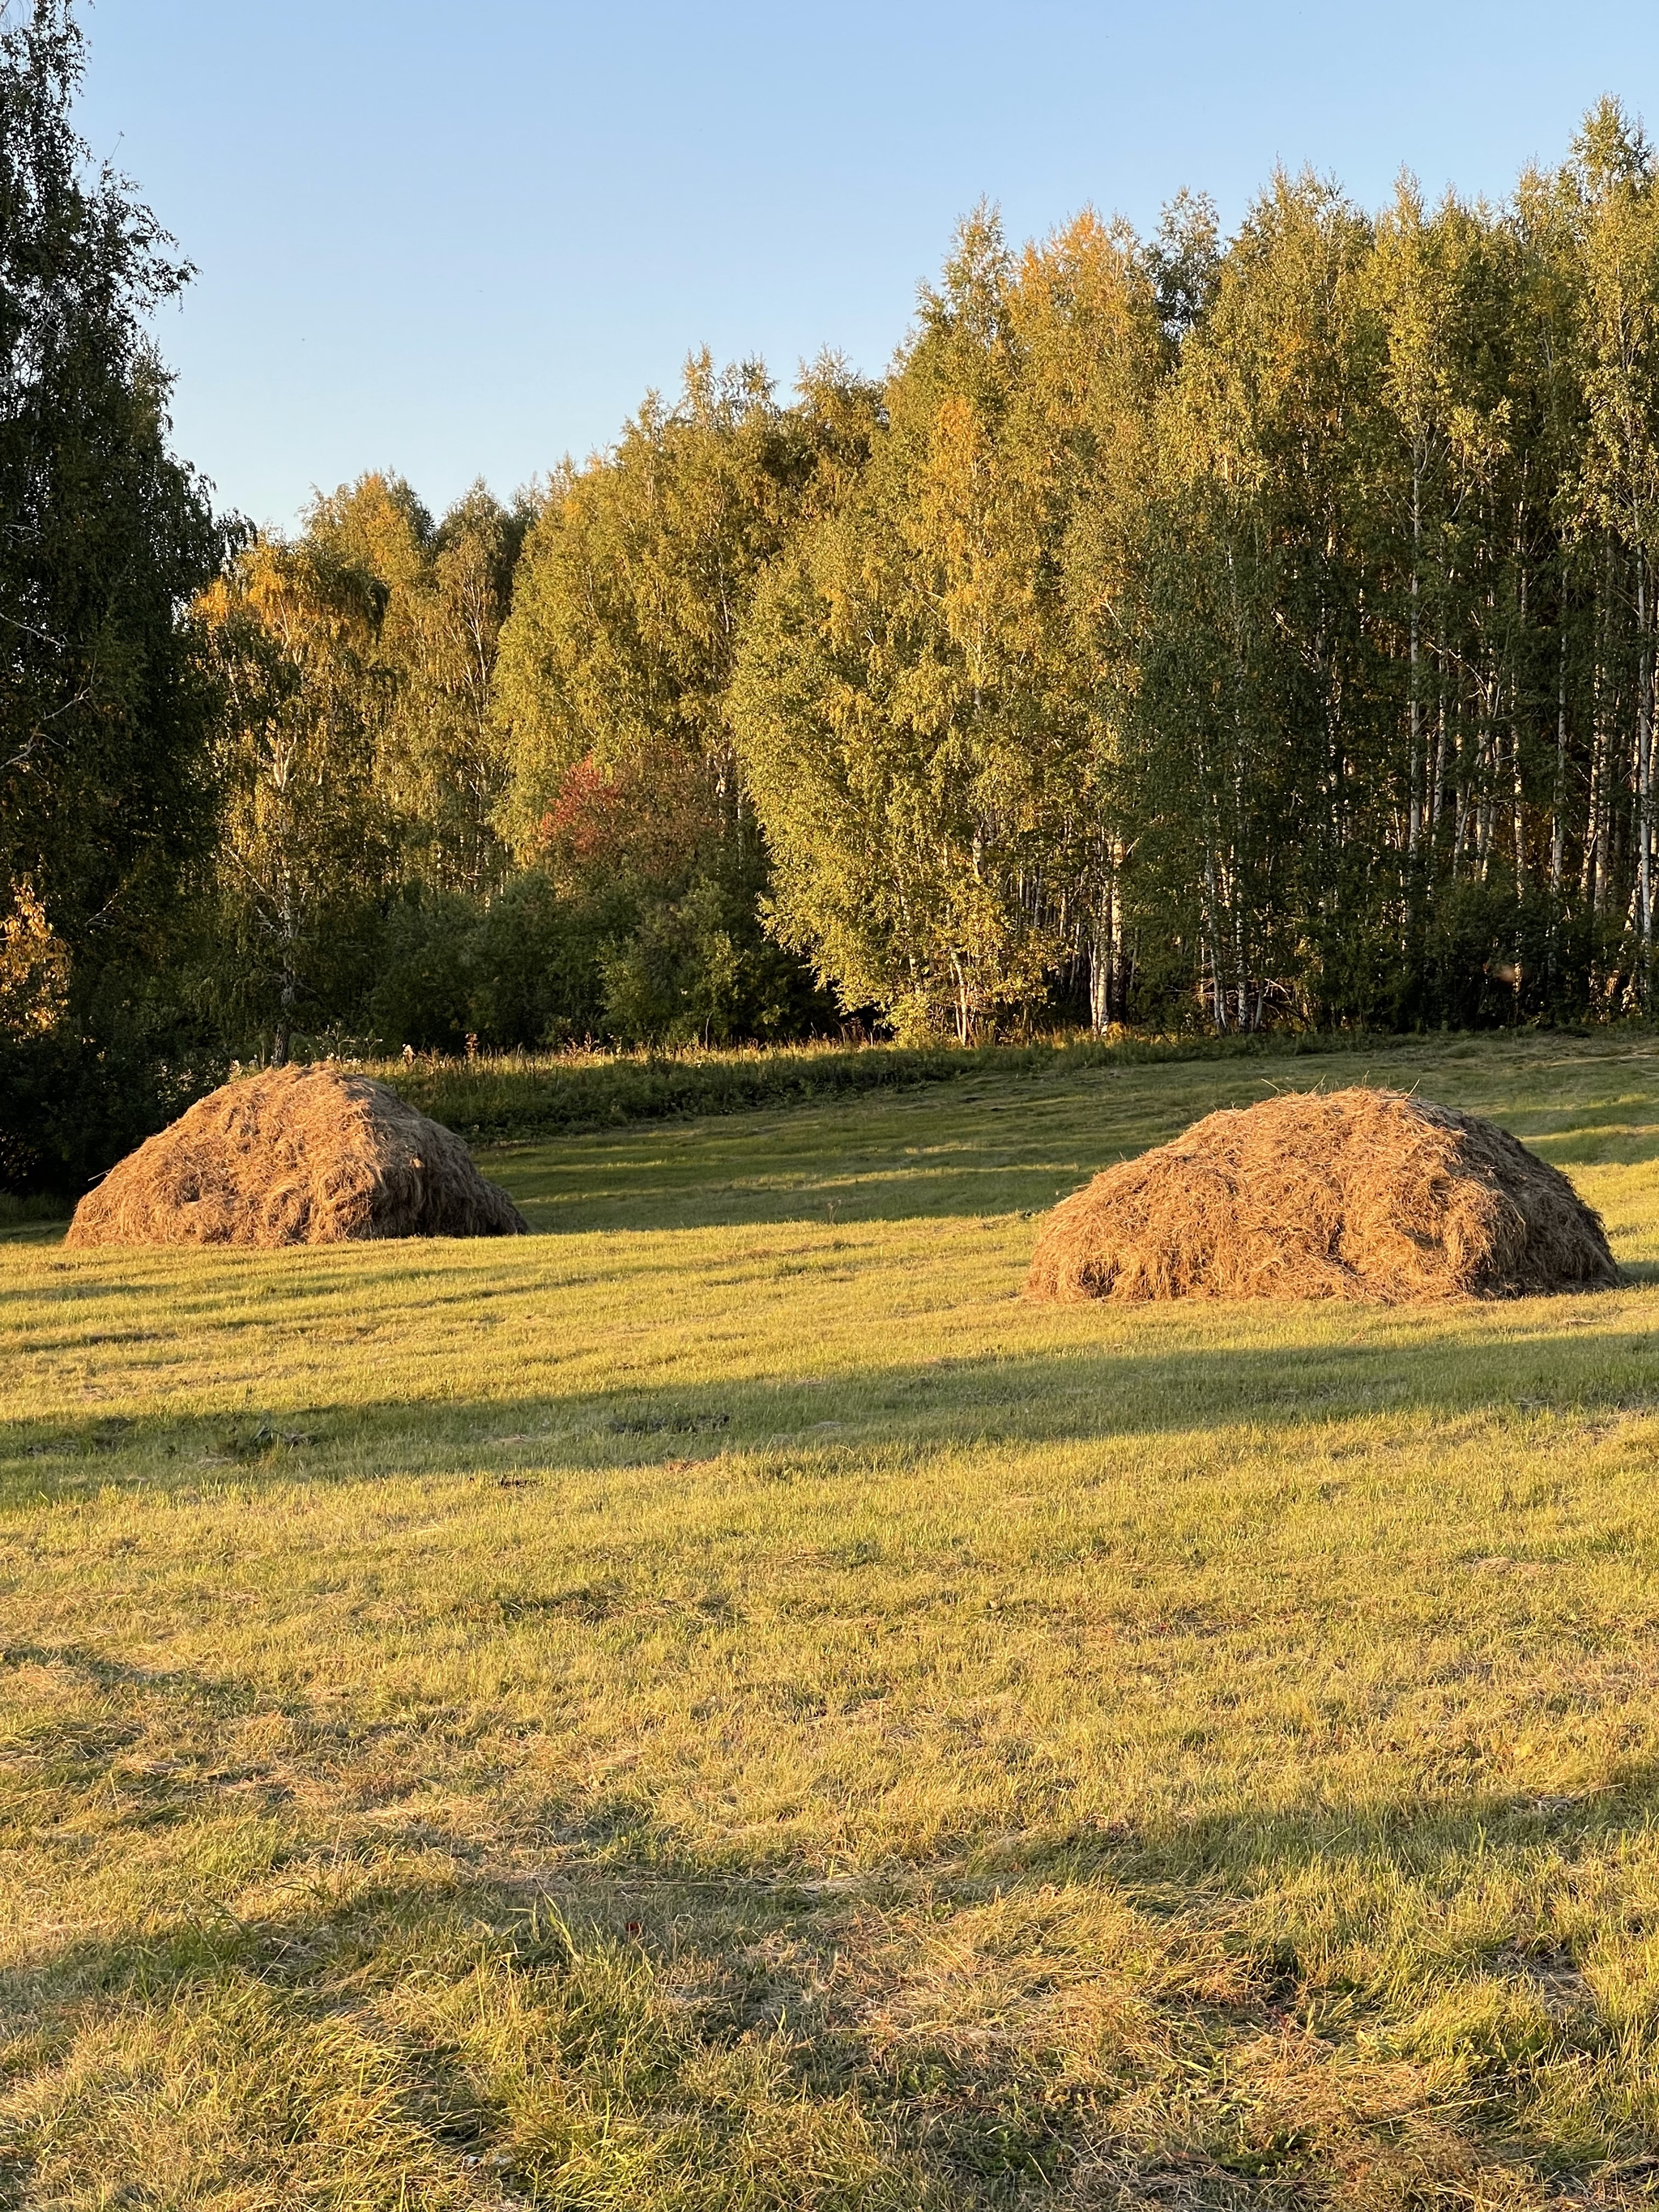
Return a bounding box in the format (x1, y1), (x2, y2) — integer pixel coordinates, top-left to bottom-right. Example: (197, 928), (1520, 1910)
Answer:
(469, 869), (608, 1046)
(0, 1008), (220, 1198)
(367, 889), (478, 1053)
(597, 872), (835, 1046)
(359, 865), (835, 1056)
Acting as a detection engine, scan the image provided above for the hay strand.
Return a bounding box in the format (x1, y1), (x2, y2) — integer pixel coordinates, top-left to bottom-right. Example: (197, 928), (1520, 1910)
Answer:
(65, 1064), (528, 1248)
(1026, 1086), (1618, 1304)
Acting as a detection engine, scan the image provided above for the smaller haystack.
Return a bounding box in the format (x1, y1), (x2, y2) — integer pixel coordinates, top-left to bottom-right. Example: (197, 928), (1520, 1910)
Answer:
(1026, 1086), (1617, 1304)
(66, 1063), (527, 1248)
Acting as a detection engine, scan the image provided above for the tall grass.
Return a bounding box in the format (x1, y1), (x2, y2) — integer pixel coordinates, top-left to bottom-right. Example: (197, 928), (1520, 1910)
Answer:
(0, 1188), (70, 1233)
(365, 1024), (1435, 1144)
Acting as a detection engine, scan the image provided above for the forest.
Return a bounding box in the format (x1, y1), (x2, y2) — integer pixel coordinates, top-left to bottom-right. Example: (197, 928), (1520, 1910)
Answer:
(4, 0), (1659, 1190)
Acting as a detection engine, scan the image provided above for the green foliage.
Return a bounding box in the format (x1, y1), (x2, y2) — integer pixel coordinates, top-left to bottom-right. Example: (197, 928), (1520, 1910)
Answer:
(723, 112), (1659, 1041)
(308, 471), (529, 893)
(0, 2), (234, 1191)
(366, 886), (480, 1053)
(478, 353), (877, 1053)
(732, 211), (1163, 1041)
(365, 873), (602, 1053)
(0, 2), (232, 959)
(194, 478), (533, 1063)
(0, 1002), (220, 1197)
(19, 58), (1659, 1183)
(1120, 121), (1659, 1032)
(595, 868), (830, 1047)
(492, 352), (876, 850)
(195, 537), (398, 1059)
(361, 863), (834, 1059)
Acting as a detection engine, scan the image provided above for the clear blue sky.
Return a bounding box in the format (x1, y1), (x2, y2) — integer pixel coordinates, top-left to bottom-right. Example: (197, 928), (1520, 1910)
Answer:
(75, 0), (1658, 534)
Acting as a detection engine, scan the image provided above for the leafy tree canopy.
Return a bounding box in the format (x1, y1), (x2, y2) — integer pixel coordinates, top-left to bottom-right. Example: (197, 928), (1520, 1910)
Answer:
(0, 0), (233, 971)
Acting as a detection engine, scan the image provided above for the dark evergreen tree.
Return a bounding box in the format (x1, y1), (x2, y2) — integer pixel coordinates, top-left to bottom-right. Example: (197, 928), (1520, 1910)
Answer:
(0, 1), (235, 1190)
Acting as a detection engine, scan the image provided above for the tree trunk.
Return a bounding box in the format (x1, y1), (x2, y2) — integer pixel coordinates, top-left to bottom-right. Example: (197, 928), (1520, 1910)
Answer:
(273, 986), (293, 1068)
(949, 950), (971, 1046)
(1551, 602), (1567, 894)
(1087, 834), (1124, 1033)
(1638, 551), (1654, 985)
(1408, 463), (1422, 859)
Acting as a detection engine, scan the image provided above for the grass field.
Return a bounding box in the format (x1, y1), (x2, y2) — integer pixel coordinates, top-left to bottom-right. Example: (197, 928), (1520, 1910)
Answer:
(6, 1032), (1659, 2207)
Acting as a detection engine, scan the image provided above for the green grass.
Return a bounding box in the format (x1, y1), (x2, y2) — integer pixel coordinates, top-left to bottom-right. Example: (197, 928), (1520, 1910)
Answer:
(364, 1025), (1436, 1146)
(0, 1192), (71, 1242)
(6, 1030), (1659, 2206)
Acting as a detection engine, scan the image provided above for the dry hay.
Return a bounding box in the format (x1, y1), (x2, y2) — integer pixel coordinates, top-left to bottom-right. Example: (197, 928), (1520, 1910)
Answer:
(1026, 1085), (1618, 1305)
(65, 1063), (528, 1248)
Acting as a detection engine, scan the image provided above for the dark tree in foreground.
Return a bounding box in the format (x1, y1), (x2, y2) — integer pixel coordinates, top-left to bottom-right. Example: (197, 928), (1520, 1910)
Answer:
(0, 0), (233, 1187)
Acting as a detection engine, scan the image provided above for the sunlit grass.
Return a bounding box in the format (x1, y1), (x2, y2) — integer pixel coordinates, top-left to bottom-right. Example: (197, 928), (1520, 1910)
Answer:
(6, 1031), (1659, 2205)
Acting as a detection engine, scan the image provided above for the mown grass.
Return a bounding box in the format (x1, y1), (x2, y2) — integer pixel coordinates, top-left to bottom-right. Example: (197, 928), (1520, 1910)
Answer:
(6, 1030), (1659, 2206)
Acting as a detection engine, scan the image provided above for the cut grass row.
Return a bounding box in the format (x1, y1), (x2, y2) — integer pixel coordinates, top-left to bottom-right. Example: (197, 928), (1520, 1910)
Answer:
(3, 1030), (1659, 2205)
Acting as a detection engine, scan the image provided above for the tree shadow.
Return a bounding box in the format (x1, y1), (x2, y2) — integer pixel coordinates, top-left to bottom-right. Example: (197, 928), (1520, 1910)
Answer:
(0, 1216), (70, 1248)
(993, 1753), (1659, 1900)
(0, 1640), (251, 1707)
(6, 1736), (1657, 2205)
(495, 1134), (1115, 1234)
(6, 1305), (1658, 1505)
(484, 1056), (1659, 1230)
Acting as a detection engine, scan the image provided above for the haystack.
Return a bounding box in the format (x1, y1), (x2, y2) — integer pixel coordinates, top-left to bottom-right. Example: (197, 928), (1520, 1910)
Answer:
(1026, 1086), (1617, 1304)
(65, 1063), (527, 1248)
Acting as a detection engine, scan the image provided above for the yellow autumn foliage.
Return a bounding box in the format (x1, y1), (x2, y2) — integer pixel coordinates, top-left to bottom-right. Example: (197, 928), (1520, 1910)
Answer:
(0, 878), (70, 1038)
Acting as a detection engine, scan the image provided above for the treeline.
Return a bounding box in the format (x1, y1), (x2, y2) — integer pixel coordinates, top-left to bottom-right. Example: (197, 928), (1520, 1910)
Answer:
(198, 97), (1659, 1056)
(192, 366), (860, 1065)
(3, 0), (1659, 1188)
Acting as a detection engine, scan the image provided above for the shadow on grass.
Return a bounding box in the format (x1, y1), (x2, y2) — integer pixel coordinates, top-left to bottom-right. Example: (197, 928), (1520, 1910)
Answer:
(1000, 1753), (1659, 1896)
(6, 1743), (1659, 2204)
(10, 1080), (1659, 1247)
(0, 1642), (257, 1720)
(493, 1125), (1126, 1234)
(447, 1043), (1659, 1232)
(7, 1308), (1659, 1507)
(0, 1865), (1056, 2201)
(484, 1055), (1659, 1234)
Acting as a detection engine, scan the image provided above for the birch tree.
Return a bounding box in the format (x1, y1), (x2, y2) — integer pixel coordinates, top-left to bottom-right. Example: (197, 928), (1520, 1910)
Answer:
(1572, 101), (1659, 995)
(196, 541), (394, 1061)
(305, 474), (527, 893)
(734, 211), (1161, 1039)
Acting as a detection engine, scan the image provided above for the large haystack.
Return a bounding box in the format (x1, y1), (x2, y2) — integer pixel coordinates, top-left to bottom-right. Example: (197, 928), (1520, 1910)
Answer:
(1026, 1086), (1617, 1304)
(65, 1064), (527, 1248)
